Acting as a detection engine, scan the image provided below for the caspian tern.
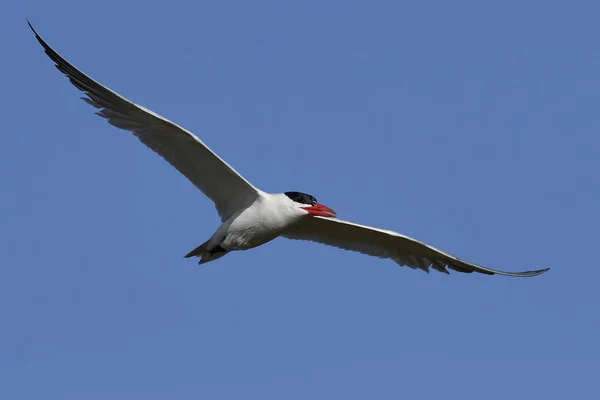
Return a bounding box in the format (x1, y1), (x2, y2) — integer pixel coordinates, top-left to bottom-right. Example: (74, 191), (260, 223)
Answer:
(29, 22), (549, 277)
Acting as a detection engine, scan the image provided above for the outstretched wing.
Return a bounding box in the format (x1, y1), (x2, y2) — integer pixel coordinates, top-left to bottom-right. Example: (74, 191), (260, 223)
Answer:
(29, 21), (260, 220)
(283, 216), (549, 277)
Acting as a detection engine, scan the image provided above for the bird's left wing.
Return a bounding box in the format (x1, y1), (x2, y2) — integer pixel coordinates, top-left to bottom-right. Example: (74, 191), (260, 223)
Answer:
(28, 22), (259, 220)
(282, 216), (549, 277)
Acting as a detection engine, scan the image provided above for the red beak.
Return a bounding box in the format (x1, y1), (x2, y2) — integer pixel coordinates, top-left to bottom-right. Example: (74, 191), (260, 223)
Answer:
(301, 203), (336, 218)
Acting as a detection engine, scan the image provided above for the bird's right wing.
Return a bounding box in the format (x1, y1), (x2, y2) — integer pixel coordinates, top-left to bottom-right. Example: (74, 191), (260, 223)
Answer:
(283, 216), (549, 277)
(29, 22), (260, 220)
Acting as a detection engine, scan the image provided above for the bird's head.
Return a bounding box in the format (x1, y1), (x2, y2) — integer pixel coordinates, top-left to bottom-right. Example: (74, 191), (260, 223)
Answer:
(284, 191), (336, 218)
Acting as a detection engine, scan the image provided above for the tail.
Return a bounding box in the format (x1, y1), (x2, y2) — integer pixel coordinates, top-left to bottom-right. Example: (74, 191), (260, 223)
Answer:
(184, 240), (209, 259)
(184, 241), (229, 265)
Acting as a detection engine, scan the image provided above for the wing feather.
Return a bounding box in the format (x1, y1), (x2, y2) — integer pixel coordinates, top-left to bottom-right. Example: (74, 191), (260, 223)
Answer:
(283, 217), (549, 277)
(29, 21), (259, 220)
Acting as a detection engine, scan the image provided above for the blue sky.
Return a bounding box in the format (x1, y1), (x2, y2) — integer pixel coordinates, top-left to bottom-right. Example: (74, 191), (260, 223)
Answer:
(2, 1), (599, 398)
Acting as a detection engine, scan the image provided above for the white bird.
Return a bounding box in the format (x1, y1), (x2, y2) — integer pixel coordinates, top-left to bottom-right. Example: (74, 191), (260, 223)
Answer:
(29, 22), (548, 277)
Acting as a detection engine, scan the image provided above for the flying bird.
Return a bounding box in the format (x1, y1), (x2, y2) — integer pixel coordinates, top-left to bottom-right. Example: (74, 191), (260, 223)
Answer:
(28, 22), (548, 277)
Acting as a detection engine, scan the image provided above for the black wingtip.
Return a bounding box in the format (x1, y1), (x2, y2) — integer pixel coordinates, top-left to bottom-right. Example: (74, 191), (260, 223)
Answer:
(26, 19), (45, 48)
(506, 267), (550, 278)
(26, 19), (36, 34)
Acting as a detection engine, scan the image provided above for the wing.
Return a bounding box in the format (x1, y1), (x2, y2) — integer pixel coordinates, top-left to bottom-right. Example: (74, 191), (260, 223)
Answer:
(28, 21), (259, 220)
(283, 217), (549, 277)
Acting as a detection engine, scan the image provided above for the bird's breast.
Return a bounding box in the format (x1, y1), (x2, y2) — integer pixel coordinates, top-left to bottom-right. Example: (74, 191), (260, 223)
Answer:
(221, 197), (298, 250)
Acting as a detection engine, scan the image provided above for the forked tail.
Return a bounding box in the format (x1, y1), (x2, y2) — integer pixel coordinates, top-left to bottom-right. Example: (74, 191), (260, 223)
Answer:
(184, 241), (229, 264)
(184, 240), (209, 259)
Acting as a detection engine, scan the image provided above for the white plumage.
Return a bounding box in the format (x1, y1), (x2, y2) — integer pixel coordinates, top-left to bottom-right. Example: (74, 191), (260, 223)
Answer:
(29, 21), (548, 277)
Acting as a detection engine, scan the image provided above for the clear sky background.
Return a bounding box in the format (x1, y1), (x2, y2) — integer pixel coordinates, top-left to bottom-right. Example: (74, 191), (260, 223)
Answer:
(2, 1), (599, 399)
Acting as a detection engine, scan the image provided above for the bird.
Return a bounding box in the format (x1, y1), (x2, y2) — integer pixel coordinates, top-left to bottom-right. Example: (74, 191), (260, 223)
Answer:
(28, 21), (549, 277)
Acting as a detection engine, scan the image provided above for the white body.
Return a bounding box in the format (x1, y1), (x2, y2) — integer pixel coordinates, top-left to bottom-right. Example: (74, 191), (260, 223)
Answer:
(199, 193), (306, 263)
(30, 22), (548, 278)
